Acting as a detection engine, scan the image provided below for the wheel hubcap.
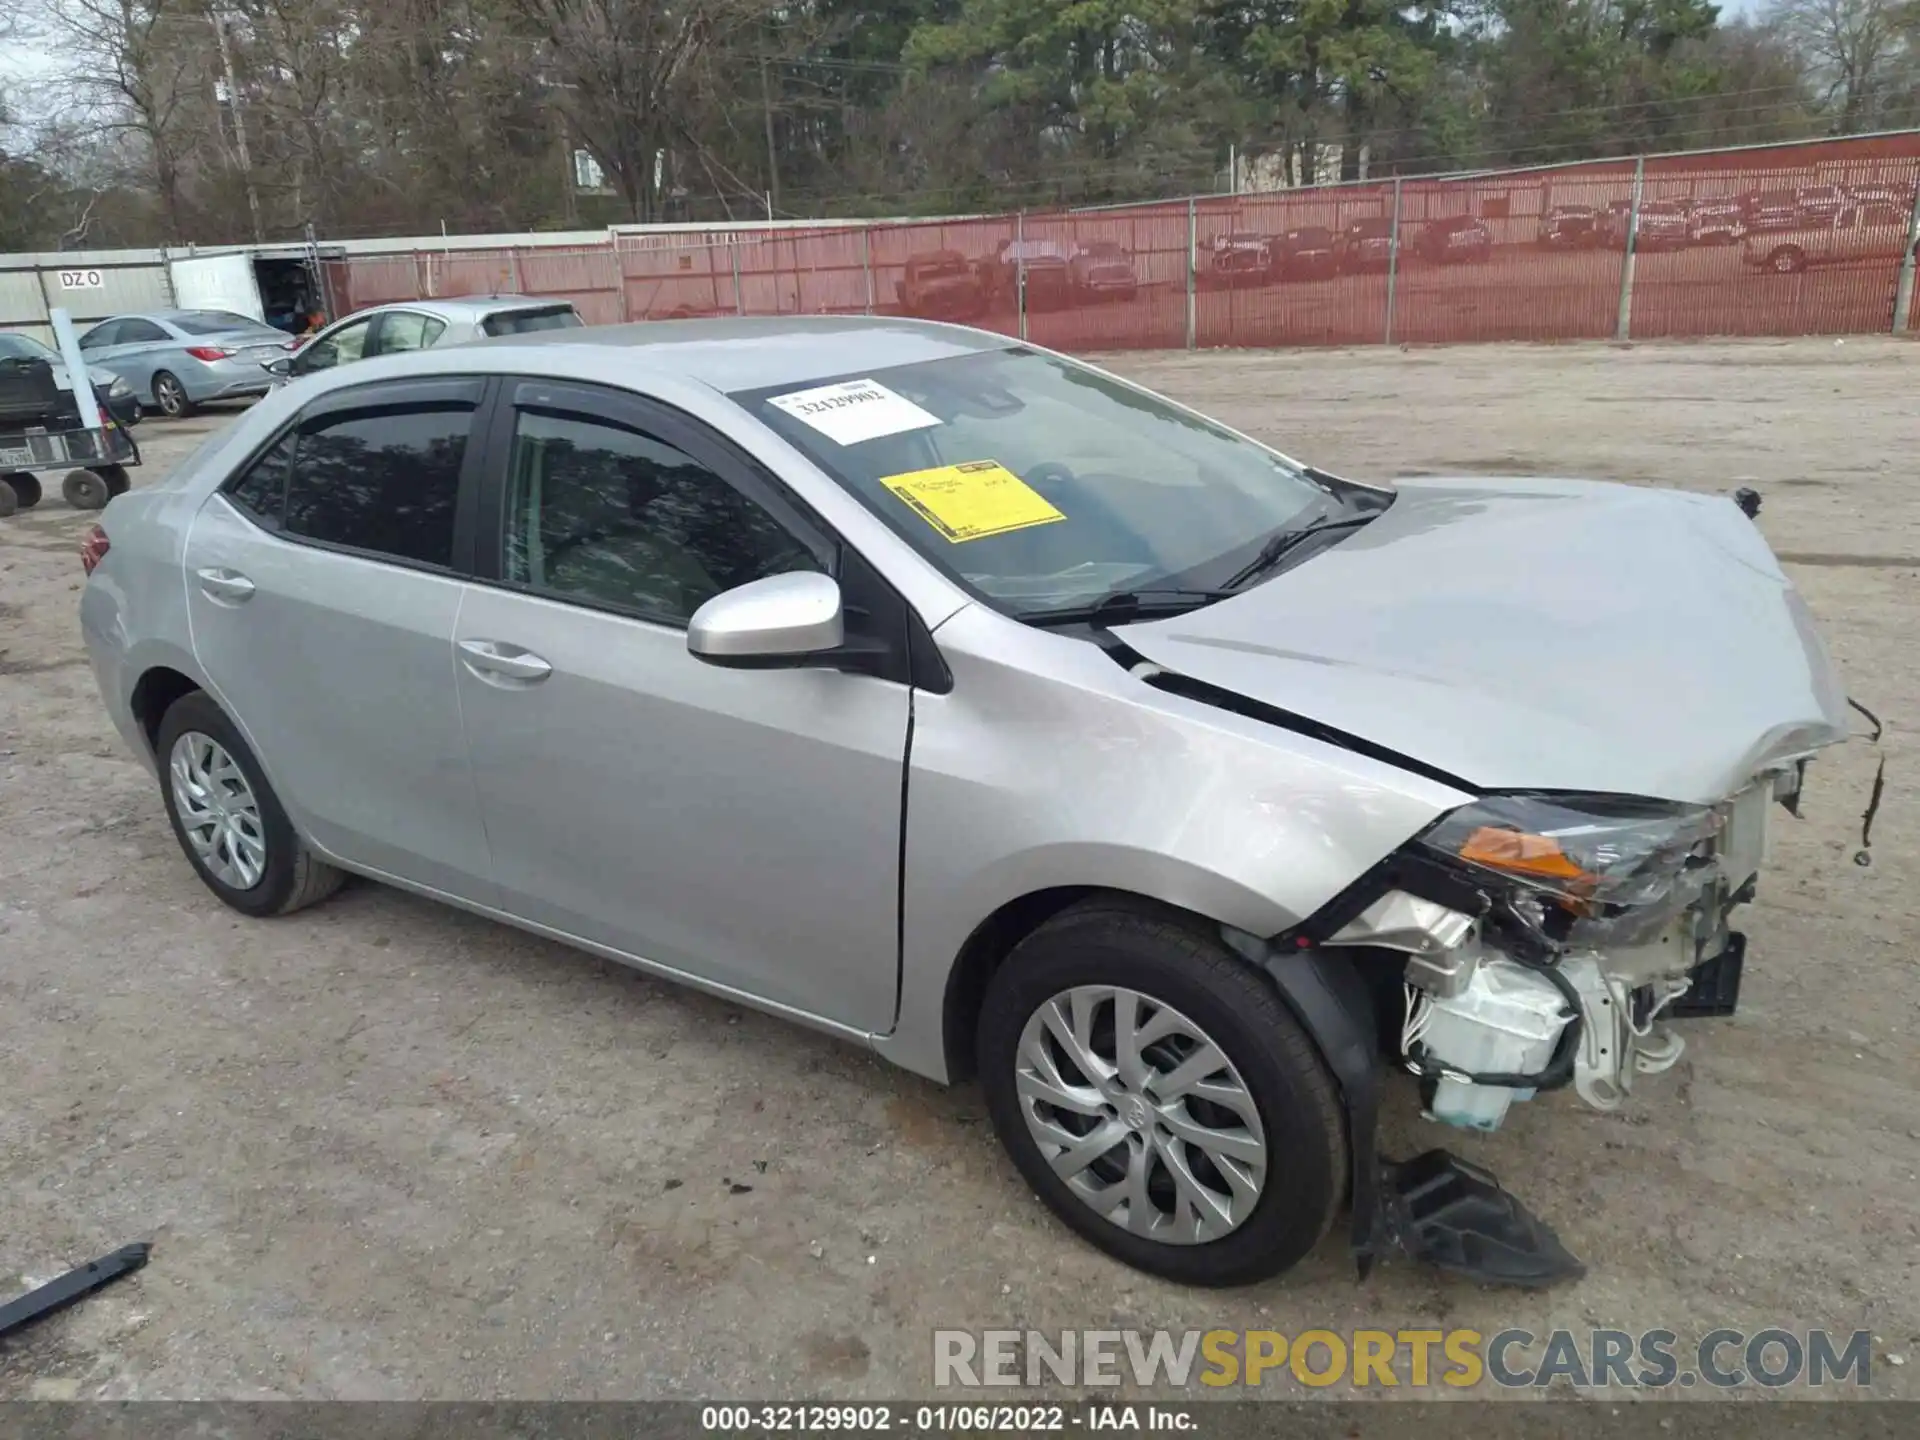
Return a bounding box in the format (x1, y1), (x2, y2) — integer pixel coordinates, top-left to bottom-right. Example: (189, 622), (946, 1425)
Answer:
(1015, 985), (1267, 1245)
(169, 732), (267, 890)
(159, 379), (182, 411)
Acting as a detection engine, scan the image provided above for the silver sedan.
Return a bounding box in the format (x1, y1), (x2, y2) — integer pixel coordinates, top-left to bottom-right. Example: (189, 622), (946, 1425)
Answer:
(277, 296), (583, 383)
(78, 318), (1848, 1289)
(77, 309), (296, 418)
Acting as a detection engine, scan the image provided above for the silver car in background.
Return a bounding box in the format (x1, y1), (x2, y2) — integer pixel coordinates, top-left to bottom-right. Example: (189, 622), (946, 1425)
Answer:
(78, 309), (295, 418)
(278, 296), (582, 382)
(78, 318), (1849, 1290)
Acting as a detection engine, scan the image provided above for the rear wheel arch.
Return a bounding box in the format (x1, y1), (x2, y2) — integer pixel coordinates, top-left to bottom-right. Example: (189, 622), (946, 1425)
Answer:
(130, 666), (203, 756)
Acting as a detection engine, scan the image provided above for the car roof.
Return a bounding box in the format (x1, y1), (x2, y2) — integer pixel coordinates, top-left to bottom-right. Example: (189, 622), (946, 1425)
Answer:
(343, 295), (577, 322)
(97, 309), (264, 326)
(399, 315), (1016, 392)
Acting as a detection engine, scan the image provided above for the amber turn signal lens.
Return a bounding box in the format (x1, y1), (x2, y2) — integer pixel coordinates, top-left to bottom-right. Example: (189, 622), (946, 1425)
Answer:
(1458, 826), (1594, 887)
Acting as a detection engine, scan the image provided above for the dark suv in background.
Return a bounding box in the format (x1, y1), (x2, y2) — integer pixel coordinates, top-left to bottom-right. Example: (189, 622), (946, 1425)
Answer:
(1336, 216), (1397, 271)
(1416, 215), (1493, 264)
(1274, 226), (1339, 279)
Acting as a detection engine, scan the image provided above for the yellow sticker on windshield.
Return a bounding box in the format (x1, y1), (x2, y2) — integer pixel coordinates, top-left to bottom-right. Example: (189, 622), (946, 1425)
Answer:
(878, 460), (1065, 543)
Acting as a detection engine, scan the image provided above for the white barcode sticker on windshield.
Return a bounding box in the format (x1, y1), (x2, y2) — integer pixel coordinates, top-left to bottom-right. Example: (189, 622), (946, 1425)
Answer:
(767, 378), (941, 446)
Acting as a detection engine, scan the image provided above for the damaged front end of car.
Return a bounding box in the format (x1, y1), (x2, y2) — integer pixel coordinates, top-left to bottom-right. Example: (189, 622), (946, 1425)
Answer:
(1239, 758), (1826, 1289)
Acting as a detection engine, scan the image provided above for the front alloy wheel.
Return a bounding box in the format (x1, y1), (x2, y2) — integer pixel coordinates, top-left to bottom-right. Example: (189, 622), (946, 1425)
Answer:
(978, 900), (1345, 1287)
(1015, 986), (1267, 1244)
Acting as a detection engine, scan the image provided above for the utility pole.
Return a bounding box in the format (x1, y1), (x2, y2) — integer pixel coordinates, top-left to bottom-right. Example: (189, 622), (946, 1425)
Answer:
(759, 55), (780, 217)
(211, 9), (263, 242)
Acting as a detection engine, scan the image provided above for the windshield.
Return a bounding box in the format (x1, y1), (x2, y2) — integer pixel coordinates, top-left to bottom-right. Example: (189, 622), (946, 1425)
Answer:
(0, 334), (57, 362)
(173, 310), (273, 336)
(482, 305), (582, 337)
(735, 348), (1344, 616)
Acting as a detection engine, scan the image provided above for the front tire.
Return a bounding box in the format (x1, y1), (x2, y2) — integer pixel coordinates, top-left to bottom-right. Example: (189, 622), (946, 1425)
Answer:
(152, 370), (195, 418)
(978, 901), (1345, 1287)
(155, 690), (345, 918)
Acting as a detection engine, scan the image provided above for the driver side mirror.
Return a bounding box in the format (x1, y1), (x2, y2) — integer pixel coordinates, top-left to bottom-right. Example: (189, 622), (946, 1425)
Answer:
(687, 572), (848, 669)
(264, 357), (293, 378)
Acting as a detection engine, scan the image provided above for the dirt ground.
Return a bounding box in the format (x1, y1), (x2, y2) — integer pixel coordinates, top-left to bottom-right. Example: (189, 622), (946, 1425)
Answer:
(1, 337), (1916, 1402)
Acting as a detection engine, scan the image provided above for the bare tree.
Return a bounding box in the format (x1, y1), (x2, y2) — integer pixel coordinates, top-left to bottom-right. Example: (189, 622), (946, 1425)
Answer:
(506, 0), (776, 221)
(38, 0), (218, 236)
(1767, 0), (1917, 131)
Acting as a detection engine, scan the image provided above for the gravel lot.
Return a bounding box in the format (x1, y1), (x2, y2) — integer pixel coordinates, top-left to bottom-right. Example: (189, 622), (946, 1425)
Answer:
(1, 337), (1916, 1402)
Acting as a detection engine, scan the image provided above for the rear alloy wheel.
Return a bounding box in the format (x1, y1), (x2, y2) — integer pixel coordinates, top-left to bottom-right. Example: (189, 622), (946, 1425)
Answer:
(1769, 246), (1805, 274)
(155, 690), (345, 918)
(152, 370), (195, 418)
(62, 469), (110, 510)
(978, 901), (1345, 1287)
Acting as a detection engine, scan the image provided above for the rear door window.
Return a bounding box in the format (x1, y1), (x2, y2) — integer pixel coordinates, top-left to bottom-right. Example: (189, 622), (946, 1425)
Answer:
(118, 320), (170, 344)
(224, 432), (295, 525)
(373, 311), (449, 355)
(279, 397), (478, 569)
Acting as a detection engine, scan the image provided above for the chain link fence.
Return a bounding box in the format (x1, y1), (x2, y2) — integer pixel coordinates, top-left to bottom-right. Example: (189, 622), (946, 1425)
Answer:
(335, 131), (1920, 350)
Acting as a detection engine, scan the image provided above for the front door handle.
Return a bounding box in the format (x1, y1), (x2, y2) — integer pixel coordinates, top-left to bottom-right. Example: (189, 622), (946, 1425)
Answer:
(195, 567), (255, 604)
(458, 639), (553, 684)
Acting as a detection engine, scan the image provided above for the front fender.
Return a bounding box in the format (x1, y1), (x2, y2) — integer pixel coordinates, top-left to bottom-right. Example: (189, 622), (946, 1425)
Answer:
(874, 605), (1469, 1081)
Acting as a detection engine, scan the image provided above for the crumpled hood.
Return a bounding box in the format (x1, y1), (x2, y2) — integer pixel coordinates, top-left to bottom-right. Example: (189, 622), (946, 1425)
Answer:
(1115, 477), (1850, 803)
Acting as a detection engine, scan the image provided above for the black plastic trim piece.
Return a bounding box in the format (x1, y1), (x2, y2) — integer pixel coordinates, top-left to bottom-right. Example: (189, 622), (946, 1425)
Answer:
(1668, 930), (1745, 1019)
(0, 1244), (150, 1340)
(1258, 946), (1386, 1278)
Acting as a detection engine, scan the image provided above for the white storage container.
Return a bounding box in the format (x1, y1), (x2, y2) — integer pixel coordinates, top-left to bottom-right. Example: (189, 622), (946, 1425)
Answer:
(1419, 959), (1571, 1131)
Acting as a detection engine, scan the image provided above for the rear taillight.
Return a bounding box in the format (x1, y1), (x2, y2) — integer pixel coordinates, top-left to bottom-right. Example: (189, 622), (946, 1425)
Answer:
(184, 345), (232, 361)
(81, 525), (110, 576)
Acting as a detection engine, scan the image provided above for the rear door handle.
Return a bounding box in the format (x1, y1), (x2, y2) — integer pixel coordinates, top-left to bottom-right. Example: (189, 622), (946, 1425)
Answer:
(195, 567), (255, 604)
(458, 639), (553, 684)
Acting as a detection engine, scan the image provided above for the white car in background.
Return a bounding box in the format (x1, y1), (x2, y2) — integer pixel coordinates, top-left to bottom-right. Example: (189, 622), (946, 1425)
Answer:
(276, 296), (582, 382)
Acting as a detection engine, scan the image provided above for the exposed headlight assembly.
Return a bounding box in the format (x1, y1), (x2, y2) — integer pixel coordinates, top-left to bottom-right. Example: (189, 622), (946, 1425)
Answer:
(1416, 794), (1722, 950)
(107, 375), (132, 398)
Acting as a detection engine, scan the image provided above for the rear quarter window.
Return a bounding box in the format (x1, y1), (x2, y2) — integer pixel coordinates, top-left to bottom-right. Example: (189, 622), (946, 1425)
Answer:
(482, 307), (582, 337)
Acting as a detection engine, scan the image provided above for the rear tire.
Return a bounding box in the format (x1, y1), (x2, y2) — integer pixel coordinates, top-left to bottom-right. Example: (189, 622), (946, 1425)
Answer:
(152, 370), (195, 418)
(155, 690), (346, 918)
(62, 469), (110, 510)
(95, 464), (131, 497)
(1769, 246), (1806, 274)
(977, 900), (1346, 1287)
(0, 480), (14, 519)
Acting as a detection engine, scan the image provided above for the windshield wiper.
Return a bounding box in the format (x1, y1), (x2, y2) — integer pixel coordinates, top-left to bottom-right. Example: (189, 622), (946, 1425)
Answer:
(1017, 587), (1233, 629)
(1222, 512), (1379, 591)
